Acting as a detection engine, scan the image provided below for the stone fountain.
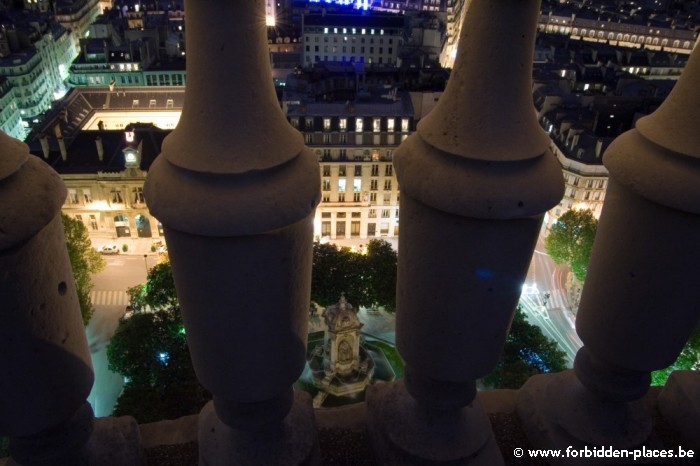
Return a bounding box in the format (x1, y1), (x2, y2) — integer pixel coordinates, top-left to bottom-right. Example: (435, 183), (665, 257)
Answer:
(308, 295), (375, 407)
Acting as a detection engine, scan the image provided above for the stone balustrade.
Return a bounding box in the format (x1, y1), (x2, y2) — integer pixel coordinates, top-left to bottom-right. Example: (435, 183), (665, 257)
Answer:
(1, 0), (698, 465)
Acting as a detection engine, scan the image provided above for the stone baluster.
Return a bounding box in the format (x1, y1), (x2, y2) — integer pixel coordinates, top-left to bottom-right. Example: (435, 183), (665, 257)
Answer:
(366, 0), (564, 463)
(518, 33), (700, 452)
(0, 132), (94, 464)
(143, 1), (321, 464)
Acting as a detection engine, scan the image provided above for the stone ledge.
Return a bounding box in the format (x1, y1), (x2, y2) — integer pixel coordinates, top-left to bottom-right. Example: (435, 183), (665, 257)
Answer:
(0, 387), (692, 466)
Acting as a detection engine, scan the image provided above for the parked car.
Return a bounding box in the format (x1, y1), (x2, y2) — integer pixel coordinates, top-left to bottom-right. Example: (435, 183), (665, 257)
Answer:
(98, 244), (120, 255)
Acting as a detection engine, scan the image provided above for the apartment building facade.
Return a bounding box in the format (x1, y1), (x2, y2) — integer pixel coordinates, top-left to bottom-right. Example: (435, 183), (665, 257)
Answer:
(301, 13), (404, 66)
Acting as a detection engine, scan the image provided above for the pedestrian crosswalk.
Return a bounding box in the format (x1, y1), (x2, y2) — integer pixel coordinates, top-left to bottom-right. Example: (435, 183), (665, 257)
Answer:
(90, 290), (129, 307)
(541, 289), (568, 311)
(522, 286), (568, 312)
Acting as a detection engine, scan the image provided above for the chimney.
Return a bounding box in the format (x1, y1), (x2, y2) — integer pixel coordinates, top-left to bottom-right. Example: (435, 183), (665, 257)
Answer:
(95, 137), (104, 161)
(57, 137), (67, 161)
(39, 134), (50, 159)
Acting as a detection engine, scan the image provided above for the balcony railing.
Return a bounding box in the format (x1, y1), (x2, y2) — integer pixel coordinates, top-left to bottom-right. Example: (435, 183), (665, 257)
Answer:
(2, 0), (699, 464)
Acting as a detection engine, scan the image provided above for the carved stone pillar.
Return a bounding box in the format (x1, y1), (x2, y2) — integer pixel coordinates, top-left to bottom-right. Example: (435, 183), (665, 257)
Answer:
(518, 35), (700, 452)
(143, 1), (320, 464)
(366, 1), (563, 463)
(0, 132), (95, 464)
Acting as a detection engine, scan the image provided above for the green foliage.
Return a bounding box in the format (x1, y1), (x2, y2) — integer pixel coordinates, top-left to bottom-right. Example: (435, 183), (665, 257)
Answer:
(545, 209), (598, 282)
(312, 242), (367, 307)
(126, 284), (148, 313)
(482, 307), (567, 389)
(652, 325), (700, 386)
(364, 239), (398, 312)
(144, 262), (178, 310)
(61, 214), (105, 326)
(108, 261), (207, 423)
(125, 262), (177, 313)
(0, 437), (8, 458)
(107, 308), (209, 423)
(311, 239), (397, 311)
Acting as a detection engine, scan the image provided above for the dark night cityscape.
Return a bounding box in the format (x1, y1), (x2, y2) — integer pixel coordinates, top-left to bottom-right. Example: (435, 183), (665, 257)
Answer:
(1, 0), (699, 465)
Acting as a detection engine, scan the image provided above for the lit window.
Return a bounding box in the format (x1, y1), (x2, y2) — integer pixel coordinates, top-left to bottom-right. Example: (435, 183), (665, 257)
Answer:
(338, 180), (346, 193)
(324, 27), (328, 33)
(323, 118), (331, 130)
(353, 179), (361, 192)
(132, 187), (145, 204)
(339, 118), (347, 131)
(111, 189), (123, 203)
(387, 119), (395, 132)
(401, 118), (409, 132)
(373, 118), (381, 132)
(68, 189), (79, 204)
(356, 118), (363, 132)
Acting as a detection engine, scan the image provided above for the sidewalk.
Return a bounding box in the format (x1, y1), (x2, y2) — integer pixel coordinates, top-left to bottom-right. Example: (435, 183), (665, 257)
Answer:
(89, 233), (399, 256)
(326, 236), (399, 252)
(89, 232), (162, 256)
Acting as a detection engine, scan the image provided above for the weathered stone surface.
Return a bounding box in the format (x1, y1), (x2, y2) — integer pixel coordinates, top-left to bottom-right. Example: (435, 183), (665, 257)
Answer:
(367, 381), (503, 465)
(1, 215), (93, 437)
(198, 392), (320, 466)
(518, 373), (663, 465)
(658, 371), (700, 452)
(139, 415), (198, 449)
(82, 416), (144, 466)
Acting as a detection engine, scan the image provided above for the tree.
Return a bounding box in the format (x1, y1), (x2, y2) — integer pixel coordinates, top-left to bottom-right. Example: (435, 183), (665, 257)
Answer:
(108, 261), (209, 423)
(310, 239), (398, 310)
(107, 308), (208, 423)
(482, 307), (568, 389)
(364, 239), (398, 312)
(311, 242), (367, 308)
(143, 262), (178, 310)
(651, 324), (700, 386)
(62, 214), (105, 325)
(545, 209), (598, 282)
